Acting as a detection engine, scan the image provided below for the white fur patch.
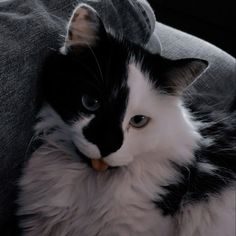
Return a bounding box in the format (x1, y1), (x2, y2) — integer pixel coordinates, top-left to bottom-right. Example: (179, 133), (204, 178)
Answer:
(72, 116), (101, 159)
(105, 63), (201, 168)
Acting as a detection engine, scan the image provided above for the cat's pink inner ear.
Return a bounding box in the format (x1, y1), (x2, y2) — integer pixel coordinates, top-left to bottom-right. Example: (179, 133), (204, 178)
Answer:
(65, 4), (101, 47)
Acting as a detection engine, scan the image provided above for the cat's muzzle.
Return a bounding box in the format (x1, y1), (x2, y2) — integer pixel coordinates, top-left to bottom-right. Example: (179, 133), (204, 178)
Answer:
(74, 144), (110, 172)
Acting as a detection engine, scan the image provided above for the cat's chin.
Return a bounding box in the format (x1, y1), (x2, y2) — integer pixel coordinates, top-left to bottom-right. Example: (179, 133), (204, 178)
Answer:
(88, 157), (133, 172)
(89, 156), (132, 172)
(74, 147), (123, 171)
(75, 146), (133, 171)
(103, 153), (134, 168)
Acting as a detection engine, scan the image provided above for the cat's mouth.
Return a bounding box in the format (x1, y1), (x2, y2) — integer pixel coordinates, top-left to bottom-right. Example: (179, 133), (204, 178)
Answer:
(74, 145), (111, 172)
(90, 159), (109, 172)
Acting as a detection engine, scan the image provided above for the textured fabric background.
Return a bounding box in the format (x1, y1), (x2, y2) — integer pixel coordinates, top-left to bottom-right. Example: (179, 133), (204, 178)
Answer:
(0, 0), (157, 234)
(0, 1), (75, 234)
(0, 0), (235, 235)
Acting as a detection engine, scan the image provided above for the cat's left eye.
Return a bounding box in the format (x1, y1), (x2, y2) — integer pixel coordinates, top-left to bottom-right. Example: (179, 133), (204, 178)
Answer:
(82, 95), (100, 112)
(129, 115), (150, 128)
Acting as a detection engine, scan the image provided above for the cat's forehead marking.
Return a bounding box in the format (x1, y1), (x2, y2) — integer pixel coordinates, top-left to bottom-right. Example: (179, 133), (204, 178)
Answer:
(121, 62), (157, 128)
(126, 63), (155, 111)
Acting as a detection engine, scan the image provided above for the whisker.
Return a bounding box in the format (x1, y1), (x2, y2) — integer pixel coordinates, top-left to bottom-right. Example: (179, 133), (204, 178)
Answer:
(86, 44), (104, 82)
(24, 134), (41, 159)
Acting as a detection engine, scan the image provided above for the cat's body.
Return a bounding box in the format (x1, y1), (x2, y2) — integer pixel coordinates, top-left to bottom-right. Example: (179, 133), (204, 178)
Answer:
(18, 4), (236, 236)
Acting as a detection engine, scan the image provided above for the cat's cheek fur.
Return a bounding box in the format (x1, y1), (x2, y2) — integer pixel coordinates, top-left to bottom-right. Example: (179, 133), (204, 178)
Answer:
(122, 64), (201, 163)
(71, 116), (101, 159)
(104, 141), (134, 167)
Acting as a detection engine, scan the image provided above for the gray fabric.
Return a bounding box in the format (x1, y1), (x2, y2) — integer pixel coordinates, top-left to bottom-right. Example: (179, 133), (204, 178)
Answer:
(86, 0), (159, 47)
(0, 0), (156, 234)
(156, 23), (236, 109)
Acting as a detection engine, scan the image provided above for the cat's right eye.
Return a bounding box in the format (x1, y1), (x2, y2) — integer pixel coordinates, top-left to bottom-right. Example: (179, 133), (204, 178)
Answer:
(129, 115), (150, 128)
(82, 95), (100, 112)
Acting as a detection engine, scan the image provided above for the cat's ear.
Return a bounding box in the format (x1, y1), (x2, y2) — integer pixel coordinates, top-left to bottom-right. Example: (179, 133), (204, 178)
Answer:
(61, 4), (106, 53)
(160, 58), (209, 95)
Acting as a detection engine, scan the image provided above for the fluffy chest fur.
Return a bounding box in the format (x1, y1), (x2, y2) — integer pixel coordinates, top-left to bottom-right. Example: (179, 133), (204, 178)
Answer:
(19, 143), (177, 236)
(18, 103), (236, 236)
(18, 126), (236, 236)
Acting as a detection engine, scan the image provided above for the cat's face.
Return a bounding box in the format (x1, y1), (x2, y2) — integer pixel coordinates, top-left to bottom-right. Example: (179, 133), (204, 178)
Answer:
(42, 4), (208, 169)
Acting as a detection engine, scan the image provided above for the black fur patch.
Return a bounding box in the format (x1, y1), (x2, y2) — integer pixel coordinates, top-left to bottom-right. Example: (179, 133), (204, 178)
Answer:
(41, 35), (132, 157)
(155, 103), (236, 216)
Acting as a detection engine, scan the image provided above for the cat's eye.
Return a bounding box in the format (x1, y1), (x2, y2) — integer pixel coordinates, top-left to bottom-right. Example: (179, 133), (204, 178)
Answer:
(82, 95), (100, 112)
(129, 115), (150, 128)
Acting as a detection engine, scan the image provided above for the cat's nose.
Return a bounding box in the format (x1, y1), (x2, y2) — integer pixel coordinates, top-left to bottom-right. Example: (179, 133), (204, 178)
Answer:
(99, 132), (123, 157)
(83, 125), (123, 158)
(92, 127), (123, 157)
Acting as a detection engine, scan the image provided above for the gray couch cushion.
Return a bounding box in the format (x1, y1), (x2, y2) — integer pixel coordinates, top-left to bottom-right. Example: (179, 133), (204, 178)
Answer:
(0, 1), (75, 234)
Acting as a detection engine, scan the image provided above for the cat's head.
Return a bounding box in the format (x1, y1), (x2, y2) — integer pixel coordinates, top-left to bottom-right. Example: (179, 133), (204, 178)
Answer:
(42, 4), (208, 170)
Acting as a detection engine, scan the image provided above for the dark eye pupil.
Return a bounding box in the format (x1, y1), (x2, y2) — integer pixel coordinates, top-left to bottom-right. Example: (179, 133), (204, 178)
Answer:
(133, 115), (144, 124)
(87, 98), (97, 107)
(82, 95), (100, 112)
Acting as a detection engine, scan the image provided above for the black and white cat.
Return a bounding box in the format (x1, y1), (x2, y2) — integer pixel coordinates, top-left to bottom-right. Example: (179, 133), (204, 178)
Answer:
(18, 4), (236, 236)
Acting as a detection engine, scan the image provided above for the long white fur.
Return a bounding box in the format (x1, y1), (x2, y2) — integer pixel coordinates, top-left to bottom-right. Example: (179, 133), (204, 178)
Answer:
(176, 188), (236, 236)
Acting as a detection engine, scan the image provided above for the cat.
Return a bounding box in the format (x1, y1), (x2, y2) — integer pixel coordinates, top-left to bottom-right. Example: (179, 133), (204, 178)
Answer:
(17, 4), (236, 236)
